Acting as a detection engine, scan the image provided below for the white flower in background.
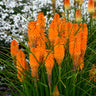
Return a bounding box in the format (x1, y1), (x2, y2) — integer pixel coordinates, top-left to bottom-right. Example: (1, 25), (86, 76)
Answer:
(0, 0), (88, 44)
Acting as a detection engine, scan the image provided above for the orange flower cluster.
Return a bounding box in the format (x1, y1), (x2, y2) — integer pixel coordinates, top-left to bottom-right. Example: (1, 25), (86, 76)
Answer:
(10, 40), (28, 82)
(69, 23), (88, 71)
(28, 12), (88, 74)
(10, 12), (88, 83)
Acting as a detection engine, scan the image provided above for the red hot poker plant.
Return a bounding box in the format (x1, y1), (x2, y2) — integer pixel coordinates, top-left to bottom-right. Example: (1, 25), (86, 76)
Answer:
(16, 50), (26, 82)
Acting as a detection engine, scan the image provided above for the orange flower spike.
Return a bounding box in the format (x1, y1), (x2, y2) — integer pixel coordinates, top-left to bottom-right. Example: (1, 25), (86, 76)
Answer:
(45, 50), (54, 87)
(37, 12), (45, 33)
(53, 86), (60, 96)
(64, 0), (70, 10)
(65, 22), (72, 40)
(53, 13), (60, 26)
(10, 40), (19, 57)
(28, 21), (40, 47)
(74, 24), (81, 56)
(54, 38), (65, 65)
(88, 0), (95, 14)
(61, 22), (72, 46)
(16, 50), (26, 82)
(49, 20), (58, 45)
(45, 50), (54, 76)
(59, 18), (66, 37)
(29, 48), (39, 78)
(81, 23), (88, 58)
(36, 46), (45, 64)
(69, 24), (75, 57)
(73, 24), (81, 71)
(75, 9), (82, 23)
(37, 12), (46, 48)
(28, 21), (34, 41)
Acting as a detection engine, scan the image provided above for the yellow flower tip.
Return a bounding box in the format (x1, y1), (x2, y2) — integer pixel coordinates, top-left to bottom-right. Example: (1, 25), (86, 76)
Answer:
(64, 0), (70, 10)
(92, 10), (96, 19)
(94, 0), (96, 3)
(88, 0), (95, 14)
(75, 0), (80, 3)
(51, 0), (56, 3)
(79, 0), (83, 5)
(53, 86), (59, 96)
(75, 9), (82, 23)
(61, 12), (65, 18)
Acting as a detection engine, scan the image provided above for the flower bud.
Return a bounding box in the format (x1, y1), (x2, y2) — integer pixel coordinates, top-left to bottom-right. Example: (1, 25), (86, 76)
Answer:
(88, 0), (95, 14)
(75, 9), (82, 23)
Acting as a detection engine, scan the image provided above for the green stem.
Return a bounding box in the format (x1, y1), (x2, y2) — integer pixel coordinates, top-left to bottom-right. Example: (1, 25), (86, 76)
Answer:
(59, 64), (62, 94)
(73, 73), (76, 96)
(67, 10), (69, 21)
